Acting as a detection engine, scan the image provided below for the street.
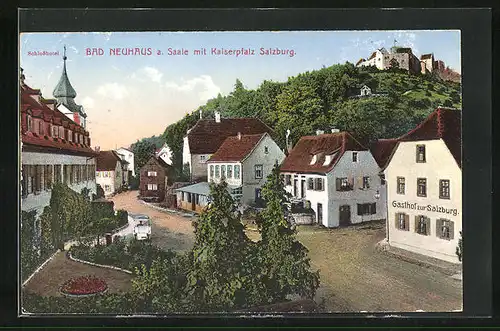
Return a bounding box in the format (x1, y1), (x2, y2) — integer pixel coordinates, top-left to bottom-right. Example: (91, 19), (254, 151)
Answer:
(110, 191), (462, 312)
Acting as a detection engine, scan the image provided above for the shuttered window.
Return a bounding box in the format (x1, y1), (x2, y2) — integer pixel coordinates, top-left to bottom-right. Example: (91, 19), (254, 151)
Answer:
(439, 179), (450, 199)
(395, 212), (409, 231)
(397, 177), (405, 194)
(336, 177), (353, 191)
(436, 219), (454, 240)
(414, 215), (430, 235)
(307, 178), (314, 190)
(417, 178), (427, 197)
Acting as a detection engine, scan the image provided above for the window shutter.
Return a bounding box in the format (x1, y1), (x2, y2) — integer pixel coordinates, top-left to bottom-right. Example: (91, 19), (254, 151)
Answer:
(404, 214), (410, 231)
(414, 215), (418, 232)
(449, 221), (455, 240)
(415, 146), (419, 162)
(336, 178), (341, 190)
(436, 219), (442, 238)
(426, 217), (431, 235)
(394, 213), (398, 229)
(371, 202), (376, 214)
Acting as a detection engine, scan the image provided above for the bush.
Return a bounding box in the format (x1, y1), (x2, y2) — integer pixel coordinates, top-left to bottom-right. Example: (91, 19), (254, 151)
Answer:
(115, 210), (129, 227)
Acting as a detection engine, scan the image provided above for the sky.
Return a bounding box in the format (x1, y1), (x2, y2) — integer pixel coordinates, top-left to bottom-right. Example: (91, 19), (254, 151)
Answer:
(20, 30), (461, 150)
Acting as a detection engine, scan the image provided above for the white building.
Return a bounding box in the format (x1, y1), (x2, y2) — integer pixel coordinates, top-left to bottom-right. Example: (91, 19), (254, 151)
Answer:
(381, 107), (462, 263)
(356, 48), (390, 70)
(95, 150), (125, 196)
(207, 132), (285, 206)
(280, 131), (386, 228)
(182, 111), (273, 181)
(115, 147), (135, 178)
(20, 64), (97, 220)
(155, 143), (173, 166)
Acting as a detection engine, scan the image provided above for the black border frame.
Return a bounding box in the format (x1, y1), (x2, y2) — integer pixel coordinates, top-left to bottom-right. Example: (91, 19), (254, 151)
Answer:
(1, 7), (492, 328)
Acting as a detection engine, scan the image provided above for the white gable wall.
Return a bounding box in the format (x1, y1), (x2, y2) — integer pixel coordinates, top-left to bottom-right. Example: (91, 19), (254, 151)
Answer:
(384, 139), (462, 263)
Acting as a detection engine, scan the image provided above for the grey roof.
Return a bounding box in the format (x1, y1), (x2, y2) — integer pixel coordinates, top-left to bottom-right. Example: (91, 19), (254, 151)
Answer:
(53, 61), (77, 99)
(175, 182), (240, 196)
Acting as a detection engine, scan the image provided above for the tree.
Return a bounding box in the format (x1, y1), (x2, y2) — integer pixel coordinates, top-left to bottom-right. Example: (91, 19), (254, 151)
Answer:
(456, 231), (463, 262)
(184, 181), (254, 311)
(131, 139), (157, 174)
(257, 164), (320, 302)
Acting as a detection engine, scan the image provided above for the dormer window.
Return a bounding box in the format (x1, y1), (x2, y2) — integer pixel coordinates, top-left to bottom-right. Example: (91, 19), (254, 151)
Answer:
(352, 152), (358, 162)
(323, 155), (332, 165)
(26, 115), (32, 132)
(310, 155), (317, 165)
(264, 146), (269, 154)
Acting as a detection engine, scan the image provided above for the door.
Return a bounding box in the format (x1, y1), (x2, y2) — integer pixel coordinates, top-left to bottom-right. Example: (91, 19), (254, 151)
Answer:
(339, 205), (351, 226)
(293, 179), (298, 197)
(301, 180), (306, 198)
(255, 188), (263, 207)
(317, 203), (323, 224)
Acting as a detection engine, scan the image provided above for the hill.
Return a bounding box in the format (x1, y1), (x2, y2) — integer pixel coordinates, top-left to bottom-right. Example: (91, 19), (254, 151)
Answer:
(132, 62), (462, 180)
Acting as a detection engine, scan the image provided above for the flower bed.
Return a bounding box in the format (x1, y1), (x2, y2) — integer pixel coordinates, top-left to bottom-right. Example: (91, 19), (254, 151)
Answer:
(60, 275), (108, 296)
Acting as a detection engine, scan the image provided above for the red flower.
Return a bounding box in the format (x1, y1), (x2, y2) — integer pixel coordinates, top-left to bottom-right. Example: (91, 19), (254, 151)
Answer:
(61, 275), (108, 295)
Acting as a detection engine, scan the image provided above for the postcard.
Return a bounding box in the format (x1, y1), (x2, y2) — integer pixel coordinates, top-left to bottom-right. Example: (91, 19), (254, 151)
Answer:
(19, 29), (463, 315)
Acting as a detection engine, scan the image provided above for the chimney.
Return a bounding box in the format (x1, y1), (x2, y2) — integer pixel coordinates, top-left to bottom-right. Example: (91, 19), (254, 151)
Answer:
(331, 129), (340, 133)
(237, 132), (242, 140)
(214, 111), (221, 123)
(316, 130), (325, 136)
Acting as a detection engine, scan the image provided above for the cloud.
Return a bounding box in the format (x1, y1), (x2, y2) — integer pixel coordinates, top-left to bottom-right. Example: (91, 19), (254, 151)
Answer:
(82, 96), (95, 109)
(133, 66), (163, 83)
(164, 75), (220, 101)
(96, 83), (130, 100)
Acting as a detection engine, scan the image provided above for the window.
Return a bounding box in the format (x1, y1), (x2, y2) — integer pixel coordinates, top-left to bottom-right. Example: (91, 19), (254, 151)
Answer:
(38, 121), (44, 135)
(352, 152), (358, 162)
(336, 177), (353, 191)
(210, 165), (214, 179)
(234, 165), (240, 179)
(52, 125), (58, 138)
(227, 165), (233, 178)
(255, 165), (263, 179)
(264, 146), (269, 154)
(285, 175), (292, 186)
(416, 145), (426, 163)
(147, 184), (158, 191)
(315, 178), (324, 191)
(215, 165), (220, 178)
(104, 185), (111, 192)
(397, 177), (405, 194)
(417, 178), (427, 197)
(362, 176), (370, 189)
(437, 219), (454, 240)
(232, 186), (243, 196)
(307, 178), (314, 190)
(200, 155), (206, 163)
(221, 165), (226, 179)
(44, 165), (52, 190)
(68, 130), (72, 142)
(310, 155), (317, 165)
(395, 213), (409, 231)
(415, 215), (429, 235)
(357, 203), (376, 216)
(148, 171), (157, 177)
(439, 179), (450, 199)
(59, 126), (65, 139)
(380, 174), (386, 185)
(27, 115), (32, 132)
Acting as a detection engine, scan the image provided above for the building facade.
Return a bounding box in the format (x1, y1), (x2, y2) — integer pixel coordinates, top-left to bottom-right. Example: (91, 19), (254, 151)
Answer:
(356, 46), (421, 74)
(115, 147), (135, 178)
(207, 132), (285, 206)
(280, 132), (386, 228)
(139, 156), (171, 202)
(182, 111), (274, 181)
(20, 62), (98, 221)
(96, 151), (124, 196)
(382, 107), (462, 263)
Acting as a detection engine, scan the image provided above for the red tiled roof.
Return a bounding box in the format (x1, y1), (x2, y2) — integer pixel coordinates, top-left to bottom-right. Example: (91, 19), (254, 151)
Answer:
(378, 107), (461, 169)
(280, 132), (367, 175)
(187, 117), (273, 154)
(368, 52), (377, 60)
(21, 83), (96, 156)
(208, 133), (266, 162)
(369, 139), (399, 168)
(96, 151), (122, 171)
(355, 58), (365, 66)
